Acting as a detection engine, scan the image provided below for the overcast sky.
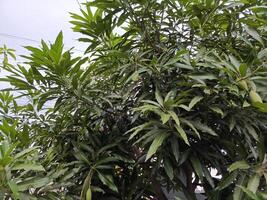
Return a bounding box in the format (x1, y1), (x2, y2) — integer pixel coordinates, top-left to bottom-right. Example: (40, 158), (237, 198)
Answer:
(0, 0), (87, 60)
(0, 0), (88, 90)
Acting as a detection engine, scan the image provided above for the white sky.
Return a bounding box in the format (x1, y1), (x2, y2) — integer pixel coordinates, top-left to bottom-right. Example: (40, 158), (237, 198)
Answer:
(0, 0), (89, 91)
(0, 0), (87, 60)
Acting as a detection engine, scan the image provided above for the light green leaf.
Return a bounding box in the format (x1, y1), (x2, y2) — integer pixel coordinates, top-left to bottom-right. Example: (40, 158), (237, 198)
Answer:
(155, 88), (164, 107)
(238, 186), (261, 200)
(14, 146), (39, 159)
(188, 96), (203, 110)
(258, 48), (267, 59)
(160, 113), (171, 124)
(8, 181), (20, 200)
(233, 175), (246, 200)
(17, 177), (50, 191)
(239, 63), (248, 77)
(249, 5), (267, 13)
(168, 110), (180, 126)
(178, 104), (190, 111)
(210, 106), (224, 117)
(174, 63), (193, 70)
(229, 55), (240, 70)
(164, 50), (188, 66)
(245, 124), (259, 141)
(189, 74), (217, 84)
(146, 133), (168, 161)
(11, 163), (45, 172)
(247, 174), (260, 193)
(228, 160), (250, 172)
(253, 102), (267, 113)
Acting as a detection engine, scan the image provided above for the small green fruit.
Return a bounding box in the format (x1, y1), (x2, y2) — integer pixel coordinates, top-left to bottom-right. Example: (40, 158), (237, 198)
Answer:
(237, 80), (248, 91)
(249, 90), (262, 103)
(86, 187), (92, 200)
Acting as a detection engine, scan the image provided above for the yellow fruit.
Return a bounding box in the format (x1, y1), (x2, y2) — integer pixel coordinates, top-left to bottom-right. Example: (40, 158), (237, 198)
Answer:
(249, 90), (263, 103)
(237, 80), (248, 91)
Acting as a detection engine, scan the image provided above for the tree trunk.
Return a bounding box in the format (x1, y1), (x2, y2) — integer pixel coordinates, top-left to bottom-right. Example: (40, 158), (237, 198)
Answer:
(151, 176), (168, 200)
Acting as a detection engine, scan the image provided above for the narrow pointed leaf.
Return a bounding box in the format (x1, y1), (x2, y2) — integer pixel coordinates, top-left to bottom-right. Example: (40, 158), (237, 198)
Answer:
(146, 133), (168, 161)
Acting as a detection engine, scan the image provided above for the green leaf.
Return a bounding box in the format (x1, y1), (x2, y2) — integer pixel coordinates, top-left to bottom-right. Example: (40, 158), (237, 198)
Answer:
(216, 171), (238, 190)
(17, 177), (50, 191)
(14, 146), (39, 159)
(171, 139), (180, 163)
(178, 150), (190, 166)
(252, 102), (267, 113)
(247, 174), (260, 193)
(133, 129), (160, 145)
(258, 48), (267, 59)
(190, 156), (203, 181)
(168, 110), (180, 126)
(229, 55), (240, 70)
(95, 157), (119, 166)
(203, 166), (214, 188)
(181, 118), (200, 139)
(155, 88), (164, 107)
(249, 5), (267, 13)
(189, 73), (217, 83)
(192, 121), (217, 136)
(54, 31), (64, 50)
(228, 160), (250, 172)
(164, 158), (174, 180)
(164, 50), (188, 66)
(210, 106), (224, 117)
(245, 124), (259, 141)
(244, 26), (264, 46)
(97, 173), (118, 193)
(126, 122), (153, 140)
(11, 163), (45, 172)
(233, 175), (246, 200)
(175, 125), (189, 145)
(188, 96), (203, 110)
(146, 133), (168, 161)
(160, 113), (171, 124)
(239, 63), (248, 77)
(174, 63), (193, 70)
(8, 181), (20, 200)
(238, 186), (261, 200)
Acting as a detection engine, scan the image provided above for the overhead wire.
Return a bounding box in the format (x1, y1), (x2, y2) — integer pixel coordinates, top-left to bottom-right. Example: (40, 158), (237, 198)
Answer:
(75, 0), (82, 9)
(0, 32), (84, 53)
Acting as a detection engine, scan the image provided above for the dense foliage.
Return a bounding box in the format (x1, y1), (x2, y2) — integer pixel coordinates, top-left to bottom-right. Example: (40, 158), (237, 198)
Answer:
(0, 0), (267, 199)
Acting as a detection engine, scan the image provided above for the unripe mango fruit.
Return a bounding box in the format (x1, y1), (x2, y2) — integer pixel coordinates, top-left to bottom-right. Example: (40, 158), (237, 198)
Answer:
(249, 90), (263, 103)
(237, 80), (248, 91)
(86, 187), (92, 200)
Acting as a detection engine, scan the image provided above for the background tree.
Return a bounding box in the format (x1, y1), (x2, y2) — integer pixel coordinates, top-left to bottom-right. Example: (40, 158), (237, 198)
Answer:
(0, 0), (267, 199)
